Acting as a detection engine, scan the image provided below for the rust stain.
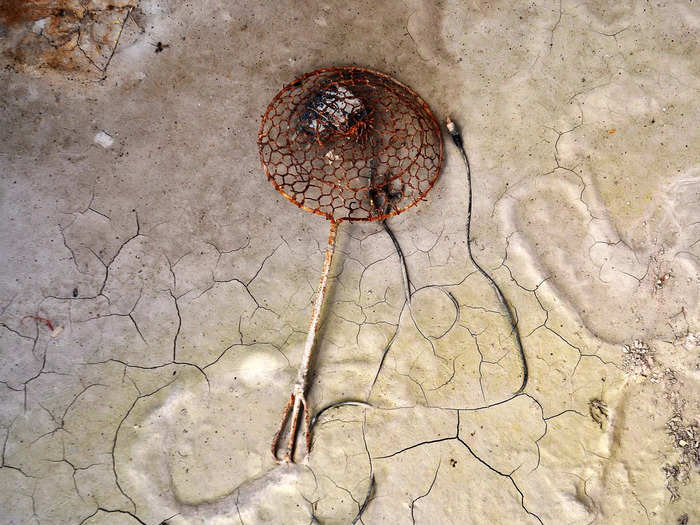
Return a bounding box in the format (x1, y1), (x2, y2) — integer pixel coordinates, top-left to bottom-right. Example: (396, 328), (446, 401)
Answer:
(43, 33), (83, 72)
(0, 1), (133, 25)
(0, 0), (73, 26)
(1, 1), (140, 78)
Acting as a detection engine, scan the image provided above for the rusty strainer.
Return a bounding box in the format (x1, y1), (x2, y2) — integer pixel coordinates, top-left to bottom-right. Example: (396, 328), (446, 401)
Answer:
(258, 66), (442, 463)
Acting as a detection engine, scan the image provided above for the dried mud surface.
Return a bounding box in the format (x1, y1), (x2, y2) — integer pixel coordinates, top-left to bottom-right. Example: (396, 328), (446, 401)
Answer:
(0, 1), (698, 524)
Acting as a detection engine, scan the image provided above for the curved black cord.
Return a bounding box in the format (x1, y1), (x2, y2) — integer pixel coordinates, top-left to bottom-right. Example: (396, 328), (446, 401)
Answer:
(446, 117), (528, 395)
(382, 220), (413, 298)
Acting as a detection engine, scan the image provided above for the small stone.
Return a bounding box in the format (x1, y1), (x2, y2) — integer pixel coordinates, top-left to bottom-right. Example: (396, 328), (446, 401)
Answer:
(94, 130), (114, 148)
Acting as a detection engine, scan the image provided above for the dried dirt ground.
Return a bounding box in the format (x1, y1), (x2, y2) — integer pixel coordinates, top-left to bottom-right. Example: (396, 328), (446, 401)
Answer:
(1, 1), (698, 524)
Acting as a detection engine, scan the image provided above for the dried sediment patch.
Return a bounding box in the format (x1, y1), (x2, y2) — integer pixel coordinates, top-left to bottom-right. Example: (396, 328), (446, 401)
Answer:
(661, 334), (700, 502)
(621, 339), (657, 380)
(621, 334), (700, 503)
(664, 413), (699, 501)
(0, 1), (143, 79)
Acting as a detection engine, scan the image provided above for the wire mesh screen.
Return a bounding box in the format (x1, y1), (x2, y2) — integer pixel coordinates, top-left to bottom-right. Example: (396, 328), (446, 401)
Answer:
(258, 67), (442, 223)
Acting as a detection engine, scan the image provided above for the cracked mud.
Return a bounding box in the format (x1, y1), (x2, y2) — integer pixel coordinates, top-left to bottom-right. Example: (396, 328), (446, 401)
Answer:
(1, 0), (699, 523)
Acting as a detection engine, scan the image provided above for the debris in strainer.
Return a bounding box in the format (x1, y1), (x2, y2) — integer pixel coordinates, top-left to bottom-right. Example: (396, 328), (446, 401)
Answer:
(299, 84), (367, 137)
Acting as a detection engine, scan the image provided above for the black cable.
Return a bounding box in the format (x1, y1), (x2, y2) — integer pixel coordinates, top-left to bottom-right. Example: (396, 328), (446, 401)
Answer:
(446, 117), (528, 395)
